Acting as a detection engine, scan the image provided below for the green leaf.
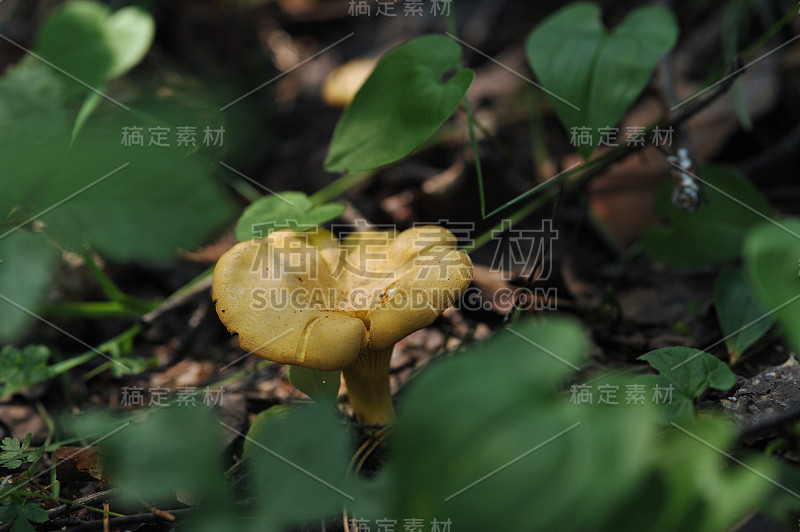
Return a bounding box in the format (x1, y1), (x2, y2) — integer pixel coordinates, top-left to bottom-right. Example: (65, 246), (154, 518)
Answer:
(356, 317), (774, 531)
(35, 0), (115, 94)
(1, 437), (21, 452)
(243, 405), (293, 458)
(713, 268), (774, 363)
(325, 35), (474, 172)
(636, 347), (735, 423)
(11, 519), (36, 532)
(250, 402), (355, 531)
(743, 218), (800, 352)
(35, 1), (154, 96)
(642, 166), (774, 268)
(285, 366), (341, 402)
(0, 504), (17, 523)
(234, 192), (345, 241)
(34, 115), (236, 265)
(0, 233), (59, 343)
(82, 407), (229, 503)
(526, 3), (678, 159)
(104, 7), (156, 79)
(0, 433), (39, 470)
(17, 503), (48, 524)
(19, 433), (31, 452)
(383, 342), (649, 529)
(0, 62), (71, 221)
(639, 347), (735, 398)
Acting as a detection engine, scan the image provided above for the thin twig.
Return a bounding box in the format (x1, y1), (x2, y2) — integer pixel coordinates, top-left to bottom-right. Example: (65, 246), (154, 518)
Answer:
(50, 508), (193, 532)
(47, 489), (118, 520)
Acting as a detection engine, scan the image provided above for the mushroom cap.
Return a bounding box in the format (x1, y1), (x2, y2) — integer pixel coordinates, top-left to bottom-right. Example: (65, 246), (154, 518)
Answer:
(212, 225), (473, 369)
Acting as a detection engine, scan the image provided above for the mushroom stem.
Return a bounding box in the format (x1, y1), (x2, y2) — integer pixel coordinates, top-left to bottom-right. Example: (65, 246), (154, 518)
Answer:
(342, 346), (395, 425)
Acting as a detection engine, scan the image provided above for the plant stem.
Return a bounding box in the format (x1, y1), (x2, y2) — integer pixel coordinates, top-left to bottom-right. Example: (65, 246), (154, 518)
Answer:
(341, 346), (395, 425)
(310, 171), (374, 205)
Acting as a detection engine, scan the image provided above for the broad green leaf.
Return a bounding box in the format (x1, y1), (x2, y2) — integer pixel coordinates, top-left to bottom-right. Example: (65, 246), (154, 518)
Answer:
(526, 3), (678, 159)
(642, 166), (774, 268)
(639, 347), (735, 398)
(650, 418), (775, 532)
(0, 232), (59, 342)
(637, 347), (735, 423)
(234, 192), (345, 241)
(35, 1), (154, 96)
(35, 114), (236, 264)
(35, 1), (115, 94)
(243, 405), (292, 457)
(1, 50), (232, 268)
(88, 407), (229, 503)
(285, 366), (341, 402)
(713, 268), (774, 363)
(0, 345), (51, 399)
(743, 218), (800, 352)
(250, 402), (355, 531)
(376, 318), (639, 530)
(0, 62), (71, 218)
(363, 317), (774, 531)
(325, 35), (474, 172)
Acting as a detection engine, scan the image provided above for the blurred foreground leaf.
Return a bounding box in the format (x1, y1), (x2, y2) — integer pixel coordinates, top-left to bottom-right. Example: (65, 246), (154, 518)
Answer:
(248, 402), (355, 531)
(0, 233), (59, 343)
(713, 268), (774, 363)
(35, 1), (154, 95)
(353, 319), (771, 531)
(743, 218), (800, 352)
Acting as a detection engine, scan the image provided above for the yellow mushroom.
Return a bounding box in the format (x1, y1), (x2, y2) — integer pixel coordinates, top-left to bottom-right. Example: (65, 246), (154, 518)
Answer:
(212, 225), (473, 425)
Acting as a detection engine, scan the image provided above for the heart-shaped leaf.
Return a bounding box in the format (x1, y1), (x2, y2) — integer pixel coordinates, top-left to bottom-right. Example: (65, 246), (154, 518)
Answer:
(743, 218), (800, 352)
(636, 347), (735, 423)
(642, 166), (774, 268)
(104, 6), (156, 79)
(526, 3), (678, 159)
(713, 268), (774, 363)
(325, 35), (474, 172)
(234, 192), (345, 241)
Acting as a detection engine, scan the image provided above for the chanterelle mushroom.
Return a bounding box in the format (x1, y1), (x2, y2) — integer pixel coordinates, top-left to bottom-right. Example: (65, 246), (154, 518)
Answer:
(212, 225), (473, 425)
